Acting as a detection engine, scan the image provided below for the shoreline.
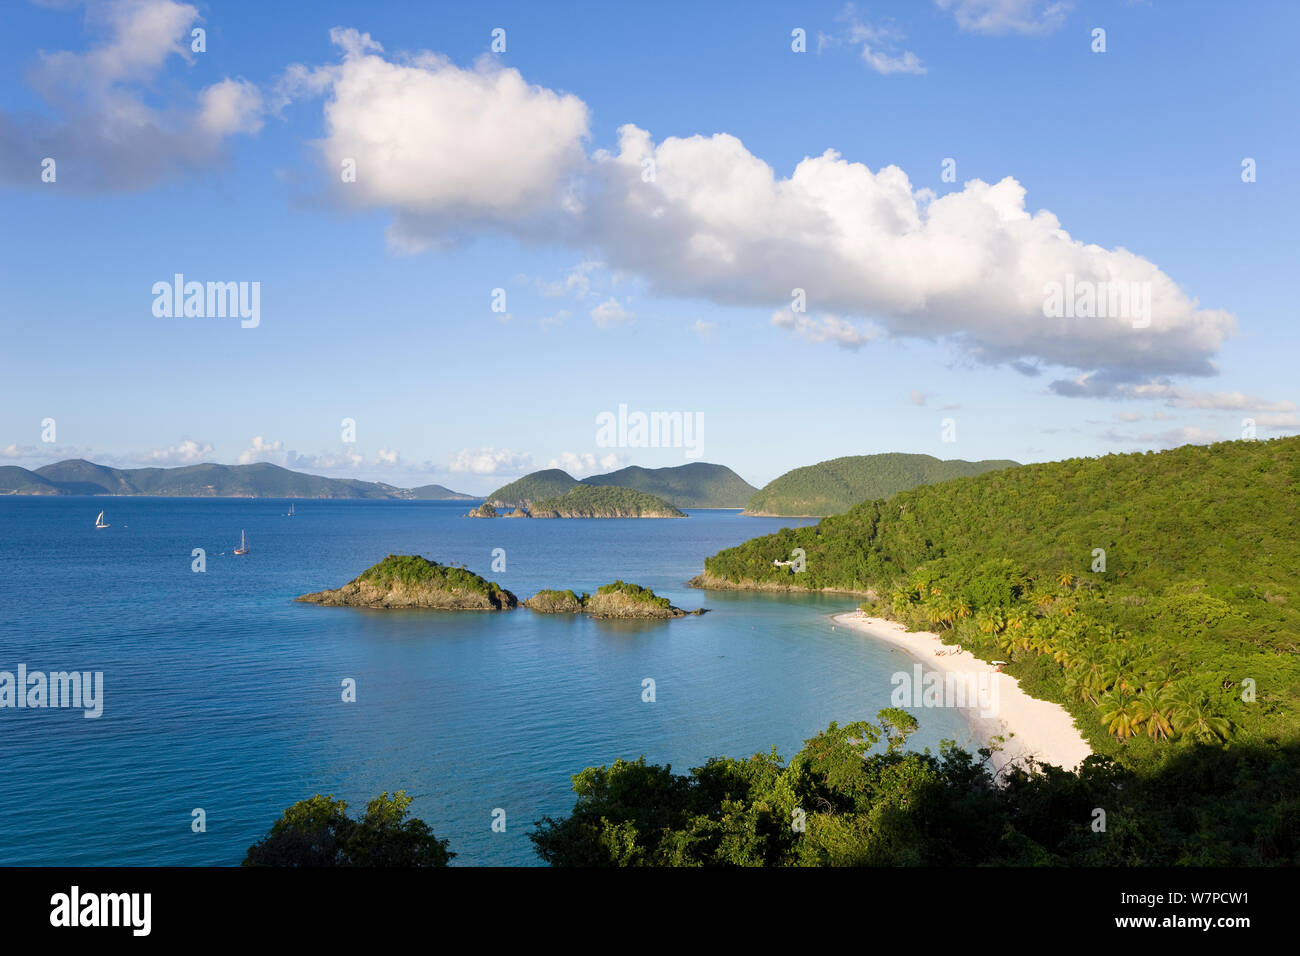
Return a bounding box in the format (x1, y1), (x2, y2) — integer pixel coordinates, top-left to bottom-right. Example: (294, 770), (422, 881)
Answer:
(830, 611), (1092, 776)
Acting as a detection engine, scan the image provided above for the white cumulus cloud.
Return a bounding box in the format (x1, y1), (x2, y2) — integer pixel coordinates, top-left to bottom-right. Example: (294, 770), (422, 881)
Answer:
(279, 28), (588, 248)
(0, 0), (265, 190)
(280, 30), (1239, 394)
(449, 447), (533, 475)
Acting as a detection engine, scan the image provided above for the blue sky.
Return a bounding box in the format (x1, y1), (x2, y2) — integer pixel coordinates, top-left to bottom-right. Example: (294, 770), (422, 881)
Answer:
(1, 0), (1296, 494)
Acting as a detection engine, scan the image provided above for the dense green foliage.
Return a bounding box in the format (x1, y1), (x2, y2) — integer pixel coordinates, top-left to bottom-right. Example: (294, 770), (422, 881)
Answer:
(595, 580), (673, 609)
(582, 463), (758, 508)
(243, 791), (453, 866)
(0, 458), (471, 498)
(531, 711), (1300, 865)
(529, 485), (686, 517)
(706, 437), (1300, 760)
(489, 463), (756, 509)
(358, 554), (511, 601)
(744, 453), (1019, 516)
(486, 469), (581, 507)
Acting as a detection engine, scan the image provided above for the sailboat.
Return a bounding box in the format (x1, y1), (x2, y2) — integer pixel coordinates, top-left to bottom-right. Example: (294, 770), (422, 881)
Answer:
(234, 530), (249, 555)
(95, 510), (110, 529)
(287, 502), (295, 517)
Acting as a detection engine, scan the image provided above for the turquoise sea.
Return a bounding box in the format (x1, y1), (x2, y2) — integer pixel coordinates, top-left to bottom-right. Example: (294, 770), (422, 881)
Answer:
(0, 497), (976, 865)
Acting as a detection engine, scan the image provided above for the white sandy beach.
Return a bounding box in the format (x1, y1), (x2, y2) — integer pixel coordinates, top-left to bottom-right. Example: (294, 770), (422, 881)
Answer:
(831, 612), (1092, 776)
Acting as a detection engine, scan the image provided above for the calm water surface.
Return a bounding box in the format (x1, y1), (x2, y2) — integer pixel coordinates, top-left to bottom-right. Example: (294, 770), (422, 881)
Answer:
(0, 497), (976, 865)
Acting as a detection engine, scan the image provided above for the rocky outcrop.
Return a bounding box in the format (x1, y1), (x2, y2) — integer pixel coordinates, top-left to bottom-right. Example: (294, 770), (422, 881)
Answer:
(523, 589), (587, 613)
(524, 581), (707, 619)
(296, 555), (517, 610)
(584, 591), (701, 619)
(467, 503), (498, 518)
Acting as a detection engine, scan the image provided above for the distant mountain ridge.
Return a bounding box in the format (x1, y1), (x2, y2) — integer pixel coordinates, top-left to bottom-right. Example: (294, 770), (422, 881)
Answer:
(744, 453), (1021, 516)
(487, 462), (757, 509)
(0, 459), (475, 499)
(581, 463), (758, 508)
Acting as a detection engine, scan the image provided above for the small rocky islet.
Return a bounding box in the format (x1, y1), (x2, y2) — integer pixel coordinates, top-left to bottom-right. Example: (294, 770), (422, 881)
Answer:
(296, 555), (706, 619)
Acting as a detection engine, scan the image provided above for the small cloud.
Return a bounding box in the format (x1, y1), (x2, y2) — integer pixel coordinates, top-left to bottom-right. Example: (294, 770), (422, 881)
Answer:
(449, 447), (533, 475)
(591, 297), (632, 328)
(538, 260), (602, 299)
(935, 0), (1072, 35)
(691, 319), (718, 339)
(540, 309), (571, 329)
(237, 436), (364, 470)
(771, 310), (882, 350)
(1256, 412), (1300, 430)
(238, 436), (285, 465)
(139, 438), (214, 465)
(547, 451), (623, 477)
(1099, 426), (1221, 448)
(825, 4), (926, 75)
(909, 390), (932, 406)
(860, 47), (926, 75)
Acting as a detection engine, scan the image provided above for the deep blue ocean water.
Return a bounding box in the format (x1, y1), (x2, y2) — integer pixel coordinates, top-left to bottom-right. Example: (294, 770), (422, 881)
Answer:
(0, 497), (976, 866)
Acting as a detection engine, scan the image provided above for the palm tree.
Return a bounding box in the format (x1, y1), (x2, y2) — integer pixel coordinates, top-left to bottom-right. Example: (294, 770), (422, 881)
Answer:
(1101, 693), (1143, 741)
(1170, 687), (1234, 743)
(975, 606), (1006, 636)
(1057, 571), (1076, 589)
(1104, 646), (1143, 695)
(889, 586), (913, 613)
(1050, 635), (1076, 667)
(1029, 586), (1056, 612)
(924, 598), (950, 630)
(1133, 686), (1176, 741)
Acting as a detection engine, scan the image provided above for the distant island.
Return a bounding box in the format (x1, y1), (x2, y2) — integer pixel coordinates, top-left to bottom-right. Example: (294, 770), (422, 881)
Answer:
(486, 462), (756, 510)
(742, 453), (1020, 516)
(470, 484), (684, 518)
(0, 459), (476, 500)
(297, 555), (703, 618)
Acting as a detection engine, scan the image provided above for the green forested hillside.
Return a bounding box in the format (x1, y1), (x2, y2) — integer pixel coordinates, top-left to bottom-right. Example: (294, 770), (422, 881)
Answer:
(488, 462), (756, 509)
(743, 453), (1019, 516)
(702, 438), (1300, 760)
(486, 469), (580, 507)
(528, 485), (686, 518)
(0, 465), (62, 494)
(1, 459), (471, 498)
(582, 463), (757, 508)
